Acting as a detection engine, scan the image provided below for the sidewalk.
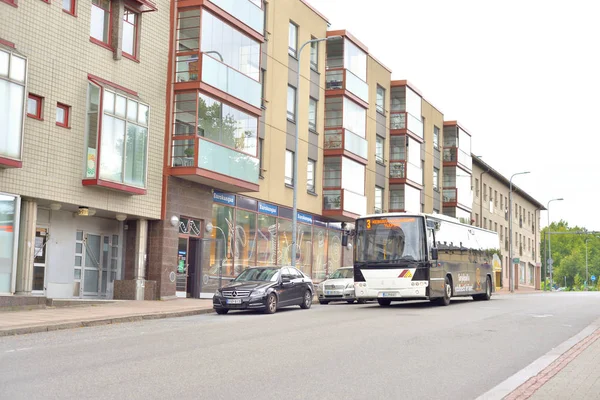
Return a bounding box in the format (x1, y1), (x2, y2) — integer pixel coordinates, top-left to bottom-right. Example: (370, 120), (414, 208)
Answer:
(504, 328), (600, 400)
(496, 286), (539, 294)
(0, 298), (214, 337)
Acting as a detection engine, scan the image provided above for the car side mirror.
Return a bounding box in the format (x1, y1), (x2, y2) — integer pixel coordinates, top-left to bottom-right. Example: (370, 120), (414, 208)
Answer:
(431, 248), (439, 261)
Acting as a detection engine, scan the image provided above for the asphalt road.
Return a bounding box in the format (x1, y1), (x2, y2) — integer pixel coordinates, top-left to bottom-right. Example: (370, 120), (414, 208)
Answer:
(1, 292), (600, 400)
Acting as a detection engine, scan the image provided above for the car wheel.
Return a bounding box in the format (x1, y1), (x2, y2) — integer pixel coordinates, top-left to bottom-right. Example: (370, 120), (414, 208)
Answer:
(357, 299), (366, 304)
(435, 276), (452, 306)
(215, 308), (229, 315)
(264, 293), (277, 314)
(377, 299), (391, 307)
(347, 300), (355, 304)
(318, 300), (329, 305)
(300, 290), (312, 309)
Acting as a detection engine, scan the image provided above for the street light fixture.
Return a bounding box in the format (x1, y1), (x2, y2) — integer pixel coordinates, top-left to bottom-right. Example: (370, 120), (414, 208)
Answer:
(546, 198), (563, 291)
(291, 35), (342, 269)
(585, 237), (589, 290)
(509, 171), (530, 292)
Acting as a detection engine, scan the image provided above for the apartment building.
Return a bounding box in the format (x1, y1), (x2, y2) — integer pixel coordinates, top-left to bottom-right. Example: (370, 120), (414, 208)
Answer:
(442, 121), (472, 224)
(0, 0), (169, 299)
(472, 157), (545, 290)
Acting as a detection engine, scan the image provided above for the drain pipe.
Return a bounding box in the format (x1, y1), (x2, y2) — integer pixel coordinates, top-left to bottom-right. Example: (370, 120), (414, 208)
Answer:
(134, 219), (148, 301)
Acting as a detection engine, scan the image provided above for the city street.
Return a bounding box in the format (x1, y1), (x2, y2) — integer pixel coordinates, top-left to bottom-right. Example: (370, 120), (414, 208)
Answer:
(1, 292), (599, 400)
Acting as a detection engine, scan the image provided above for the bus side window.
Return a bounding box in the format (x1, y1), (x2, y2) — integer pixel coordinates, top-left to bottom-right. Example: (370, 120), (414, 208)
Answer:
(427, 229), (434, 260)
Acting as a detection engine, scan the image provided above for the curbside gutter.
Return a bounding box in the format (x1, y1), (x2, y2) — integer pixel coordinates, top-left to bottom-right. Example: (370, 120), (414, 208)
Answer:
(0, 308), (215, 337)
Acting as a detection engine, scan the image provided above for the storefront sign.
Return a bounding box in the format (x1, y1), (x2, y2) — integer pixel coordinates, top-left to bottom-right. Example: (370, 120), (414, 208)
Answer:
(236, 196), (257, 211)
(314, 220), (328, 228)
(213, 191), (235, 206)
(297, 212), (313, 225)
(278, 206), (293, 220)
(258, 202), (278, 216)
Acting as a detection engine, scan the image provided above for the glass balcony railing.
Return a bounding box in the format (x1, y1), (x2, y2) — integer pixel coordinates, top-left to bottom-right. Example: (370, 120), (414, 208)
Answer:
(443, 147), (472, 170)
(208, 0), (264, 34)
(345, 69), (369, 104)
(324, 129), (368, 160)
(390, 112), (423, 139)
(198, 138), (259, 184)
(443, 188), (457, 203)
(406, 163), (422, 185)
(390, 112), (406, 130)
(202, 53), (262, 109)
(325, 69), (368, 104)
(406, 113), (423, 139)
(323, 189), (367, 216)
(344, 129), (368, 159)
(389, 161), (406, 179)
(171, 137), (259, 185)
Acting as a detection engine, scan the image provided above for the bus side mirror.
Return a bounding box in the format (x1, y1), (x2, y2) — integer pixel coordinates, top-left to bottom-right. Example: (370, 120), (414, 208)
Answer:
(431, 248), (439, 260)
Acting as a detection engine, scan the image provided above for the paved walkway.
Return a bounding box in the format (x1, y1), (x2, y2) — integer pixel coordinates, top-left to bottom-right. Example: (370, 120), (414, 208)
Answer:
(505, 329), (600, 399)
(0, 299), (214, 337)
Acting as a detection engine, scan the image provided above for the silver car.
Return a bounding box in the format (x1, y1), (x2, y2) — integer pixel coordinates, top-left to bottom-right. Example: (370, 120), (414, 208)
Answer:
(316, 267), (369, 304)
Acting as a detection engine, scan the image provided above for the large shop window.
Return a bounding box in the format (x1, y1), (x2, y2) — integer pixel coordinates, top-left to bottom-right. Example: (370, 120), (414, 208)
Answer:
(0, 194), (20, 294)
(0, 48), (27, 165)
(84, 81), (149, 192)
(209, 202), (346, 285)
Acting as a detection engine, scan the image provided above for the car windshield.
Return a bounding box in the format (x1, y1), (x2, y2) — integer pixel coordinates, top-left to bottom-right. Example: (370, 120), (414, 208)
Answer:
(329, 269), (353, 279)
(355, 216), (425, 263)
(234, 268), (280, 282)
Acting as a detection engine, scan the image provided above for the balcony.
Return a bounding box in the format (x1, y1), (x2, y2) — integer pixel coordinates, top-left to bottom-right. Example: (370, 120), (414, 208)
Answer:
(443, 188), (457, 203)
(208, 0), (264, 34)
(323, 189), (367, 221)
(170, 136), (259, 192)
(390, 112), (423, 140)
(389, 161), (422, 185)
(443, 147), (472, 170)
(323, 129), (368, 161)
(175, 53), (261, 111)
(325, 68), (368, 105)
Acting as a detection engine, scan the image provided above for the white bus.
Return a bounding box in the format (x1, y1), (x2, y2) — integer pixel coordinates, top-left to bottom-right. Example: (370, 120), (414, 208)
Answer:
(350, 212), (500, 306)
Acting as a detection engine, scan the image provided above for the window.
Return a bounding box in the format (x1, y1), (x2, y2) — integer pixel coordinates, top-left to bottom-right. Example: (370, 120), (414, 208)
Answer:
(310, 39), (318, 70)
(260, 68), (266, 107)
(475, 213), (479, 226)
(376, 85), (385, 114)
(433, 125), (440, 149)
(475, 178), (479, 197)
(307, 159), (315, 192)
(308, 98), (317, 131)
(258, 138), (264, 178)
(389, 187), (404, 211)
(501, 194), (504, 209)
(90, 0), (111, 45)
(122, 9), (139, 58)
(483, 184), (487, 201)
(288, 21), (297, 57)
(495, 222), (498, 232)
(285, 150), (294, 186)
(374, 186), (383, 213)
(56, 103), (70, 127)
(494, 190), (498, 206)
(0, 48), (27, 162)
(85, 82), (149, 188)
(287, 86), (296, 121)
(62, 0), (76, 15)
(433, 168), (439, 191)
(375, 136), (384, 164)
(27, 94), (43, 120)
(483, 217), (487, 228)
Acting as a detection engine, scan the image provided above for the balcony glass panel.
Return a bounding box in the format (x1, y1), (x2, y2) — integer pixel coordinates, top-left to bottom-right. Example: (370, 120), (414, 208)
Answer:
(405, 185), (421, 213)
(201, 53), (261, 108)
(341, 157), (364, 195)
(406, 113), (423, 139)
(390, 112), (406, 130)
(344, 129), (368, 159)
(389, 162), (405, 179)
(198, 138), (259, 184)
(325, 70), (343, 90)
(443, 189), (457, 202)
(323, 189), (342, 210)
(208, 0), (264, 34)
(343, 189), (367, 216)
(345, 69), (368, 103)
(343, 97), (366, 138)
(406, 162), (422, 185)
(324, 129), (342, 150)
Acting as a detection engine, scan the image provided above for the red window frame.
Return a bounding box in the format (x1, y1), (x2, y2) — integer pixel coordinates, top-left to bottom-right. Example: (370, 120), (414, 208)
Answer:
(1, 0), (18, 8)
(62, 0), (76, 16)
(90, 0), (112, 49)
(27, 94), (44, 120)
(56, 103), (70, 128)
(122, 8), (139, 60)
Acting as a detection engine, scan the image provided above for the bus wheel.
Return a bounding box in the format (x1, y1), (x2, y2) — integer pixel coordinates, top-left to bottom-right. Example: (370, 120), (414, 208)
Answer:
(377, 299), (392, 307)
(436, 276), (452, 306)
(474, 276), (492, 301)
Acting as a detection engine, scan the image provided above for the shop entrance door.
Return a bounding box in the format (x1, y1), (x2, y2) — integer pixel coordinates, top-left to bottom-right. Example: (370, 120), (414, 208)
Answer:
(82, 233), (102, 297)
(75, 232), (119, 298)
(32, 227), (49, 294)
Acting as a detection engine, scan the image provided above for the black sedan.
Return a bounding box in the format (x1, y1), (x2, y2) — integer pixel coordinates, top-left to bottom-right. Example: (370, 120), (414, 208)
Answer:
(213, 266), (314, 314)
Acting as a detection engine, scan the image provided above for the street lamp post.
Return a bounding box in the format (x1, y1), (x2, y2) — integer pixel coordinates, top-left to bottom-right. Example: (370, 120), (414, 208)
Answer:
(291, 35), (342, 269)
(509, 171), (530, 292)
(585, 237), (589, 290)
(547, 198), (563, 291)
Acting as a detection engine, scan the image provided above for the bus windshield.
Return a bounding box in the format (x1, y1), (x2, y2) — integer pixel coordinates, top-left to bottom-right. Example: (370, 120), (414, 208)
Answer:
(355, 216), (425, 263)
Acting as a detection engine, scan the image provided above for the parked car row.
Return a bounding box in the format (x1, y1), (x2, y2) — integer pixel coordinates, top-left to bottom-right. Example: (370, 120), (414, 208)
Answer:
(213, 266), (370, 315)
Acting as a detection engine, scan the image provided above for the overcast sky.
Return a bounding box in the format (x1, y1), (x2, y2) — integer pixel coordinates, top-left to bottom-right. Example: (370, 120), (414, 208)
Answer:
(307, 0), (599, 231)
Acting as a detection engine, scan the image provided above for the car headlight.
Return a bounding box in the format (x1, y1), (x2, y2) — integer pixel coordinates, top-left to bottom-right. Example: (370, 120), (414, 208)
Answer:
(346, 283), (354, 289)
(252, 289), (266, 297)
(214, 290), (221, 297)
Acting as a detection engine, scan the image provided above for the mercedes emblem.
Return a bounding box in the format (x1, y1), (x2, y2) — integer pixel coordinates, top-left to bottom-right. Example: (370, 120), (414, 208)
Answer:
(232, 290), (237, 297)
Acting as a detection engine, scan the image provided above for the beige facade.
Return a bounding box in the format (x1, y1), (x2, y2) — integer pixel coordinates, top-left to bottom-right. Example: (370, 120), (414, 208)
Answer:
(472, 157), (544, 289)
(421, 97), (444, 213)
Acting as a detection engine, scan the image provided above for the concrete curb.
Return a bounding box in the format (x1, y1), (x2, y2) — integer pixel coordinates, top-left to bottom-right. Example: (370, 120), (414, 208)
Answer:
(476, 316), (600, 400)
(0, 308), (215, 337)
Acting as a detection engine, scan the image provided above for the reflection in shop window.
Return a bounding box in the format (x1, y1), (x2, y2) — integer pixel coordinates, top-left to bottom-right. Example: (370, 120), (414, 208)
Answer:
(297, 223), (312, 276)
(235, 209), (257, 271)
(327, 229), (342, 277)
(210, 204), (234, 279)
(257, 214), (277, 266)
(277, 219), (293, 265)
(312, 226), (328, 281)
